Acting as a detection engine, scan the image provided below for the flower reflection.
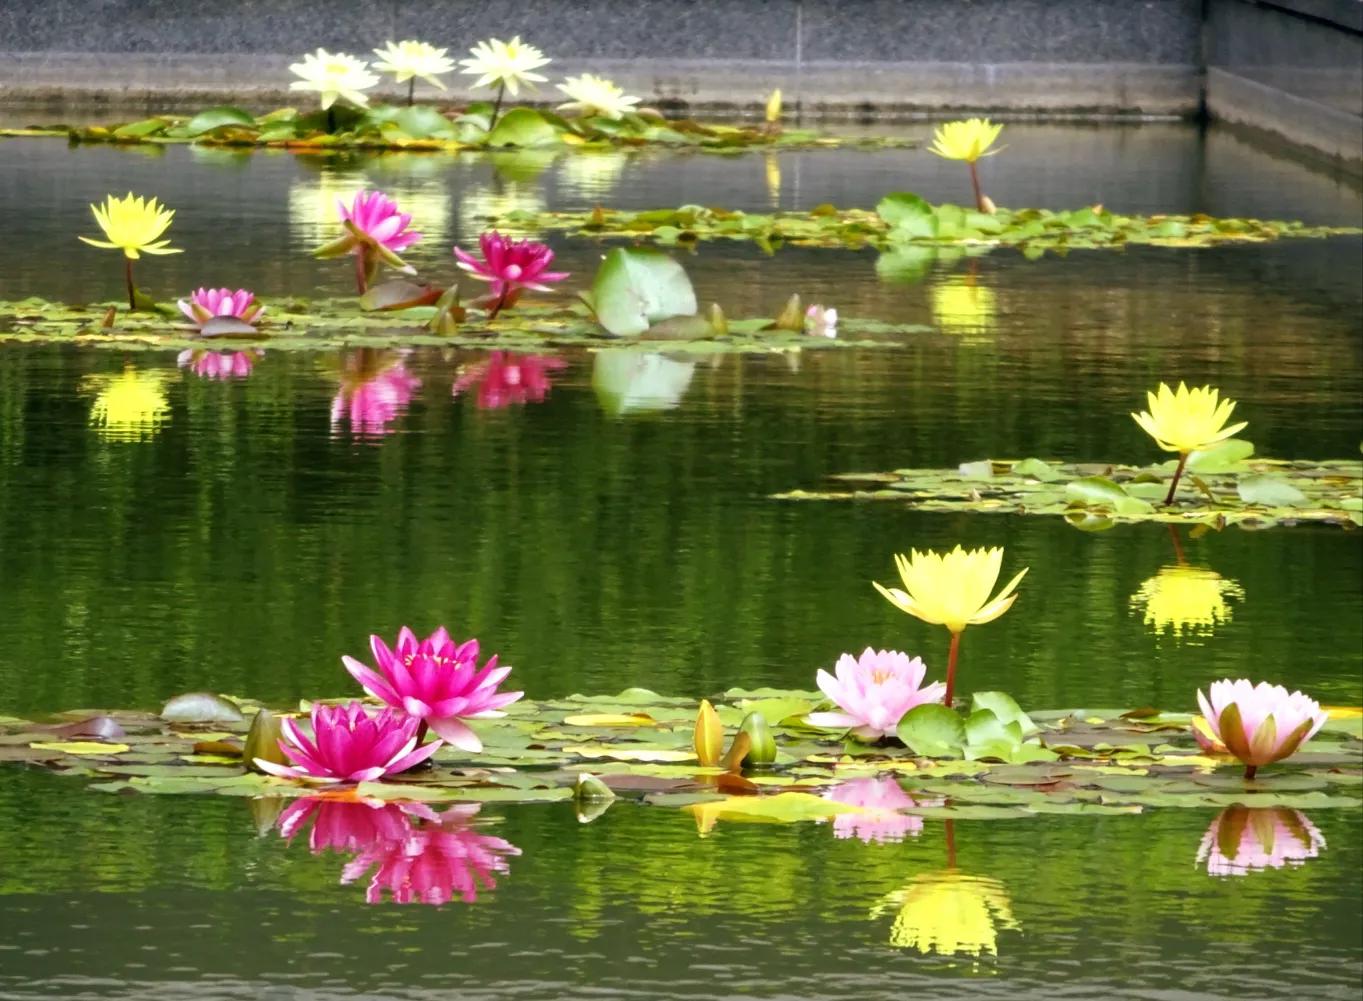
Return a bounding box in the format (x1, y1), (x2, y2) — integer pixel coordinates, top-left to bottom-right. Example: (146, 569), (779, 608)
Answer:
(931, 276), (996, 337)
(289, 174), (451, 251)
(821, 777), (938, 843)
(458, 183), (546, 238)
(329, 349), (421, 438)
(1197, 806), (1325, 877)
(592, 350), (696, 416)
(559, 150), (629, 201)
(177, 349), (262, 380)
(452, 352), (567, 409)
(1130, 564), (1245, 639)
(85, 367), (171, 441)
(874, 870), (1019, 957)
(279, 798), (521, 905)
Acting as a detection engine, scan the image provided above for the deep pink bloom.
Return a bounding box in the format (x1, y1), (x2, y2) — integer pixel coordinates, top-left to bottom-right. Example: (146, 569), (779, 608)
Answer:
(330, 354), (421, 437)
(454, 231), (568, 297)
(253, 701), (442, 783)
(822, 777), (937, 843)
(343, 626), (523, 753)
(1197, 679), (1328, 771)
(808, 648), (947, 740)
(339, 190), (422, 255)
(1196, 806), (1326, 877)
(451, 352), (567, 409)
(177, 287), (264, 328)
(177, 349), (260, 380)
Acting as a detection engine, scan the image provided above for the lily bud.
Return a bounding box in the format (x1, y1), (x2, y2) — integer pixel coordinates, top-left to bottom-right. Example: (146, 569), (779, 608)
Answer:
(243, 708), (288, 773)
(694, 699), (725, 767)
(739, 711), (777, 766)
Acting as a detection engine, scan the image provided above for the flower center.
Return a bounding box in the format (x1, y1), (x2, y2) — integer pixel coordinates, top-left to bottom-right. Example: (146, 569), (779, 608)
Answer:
(871, 669), (894, 685)
(503, 264), (522, 280)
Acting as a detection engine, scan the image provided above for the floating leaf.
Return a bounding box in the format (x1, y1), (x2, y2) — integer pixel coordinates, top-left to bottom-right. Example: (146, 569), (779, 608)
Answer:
(182, 105), (256, 137)
(1237, 475), (1309, 507)
(160, 693), (244, 724)
(1187, 439), (1254, 474)
(563, 713), (657, 727)
(591, 248), (698, 337)
(485, 108), (562, 148)
(897, 704), (966, 758)
(29, 740), (130, 755)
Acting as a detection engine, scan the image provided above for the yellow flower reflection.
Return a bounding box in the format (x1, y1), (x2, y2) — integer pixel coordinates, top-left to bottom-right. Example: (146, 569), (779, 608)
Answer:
(1130, 564), (1245, 639)
(873, 871), (1019, 957)
(559, 150), (629, 202)
(459, 184), (546, 238)
(85, 368), (171, 441)
(931, 277), (996, 336)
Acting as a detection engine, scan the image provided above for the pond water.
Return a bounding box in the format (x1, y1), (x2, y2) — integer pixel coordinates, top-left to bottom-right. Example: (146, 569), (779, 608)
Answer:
(0, 122), (1360, 998)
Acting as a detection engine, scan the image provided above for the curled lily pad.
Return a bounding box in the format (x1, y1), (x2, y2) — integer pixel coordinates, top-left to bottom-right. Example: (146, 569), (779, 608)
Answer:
(160, 693), (244, 724)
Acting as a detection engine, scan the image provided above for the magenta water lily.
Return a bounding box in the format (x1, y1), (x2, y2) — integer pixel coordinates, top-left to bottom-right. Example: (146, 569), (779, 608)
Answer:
(314, 190), (422, 293)
(343, 626), (523, 753)
(808, 647), (946, 740)
(454, 231), (568, 319)
(177, 287), (264, 329)
(1197, 679), (1328, 779)
(254, 701), (442, 783)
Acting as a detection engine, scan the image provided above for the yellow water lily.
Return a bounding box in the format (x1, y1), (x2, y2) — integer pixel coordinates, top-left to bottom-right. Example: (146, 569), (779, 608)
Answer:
(1130, 565), (1245, 639)
(371, 40), (455, 101)
(873, 871), (1018, 957)
(873, 545), (1027, 706)
(78, 192), (181, 309)
(1132, 381), (1248, 503)
(928, 118), (1003, 213)
(289, 49), (378, 111)
(85, 368), (170, 441)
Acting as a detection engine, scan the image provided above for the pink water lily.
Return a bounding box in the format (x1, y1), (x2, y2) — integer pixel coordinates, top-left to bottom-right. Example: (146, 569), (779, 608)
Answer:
(177, 287), (264, 328)
(451, 352), (567, 409)
(253, 701), (442, 783)
(343, 626), (523, 753)
(330, 351), (421, 438)
(1197, 678), (1328, 779)
(1197, 806), (1326, 876)
(454, 231), (568, 318)
(822, 776), (938, 843)
(314, 190), (422, 293)
(808, 647), (946, 741)
(177, 349), (260, 380)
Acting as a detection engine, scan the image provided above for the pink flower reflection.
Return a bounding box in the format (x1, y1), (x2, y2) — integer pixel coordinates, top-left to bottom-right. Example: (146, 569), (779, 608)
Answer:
(279, 798), (521, 905)
(177, 349), (261, 380)
(1196, 806), (1326, 877)
(451, 352), (567, 409)
(330, 349), (422, 437)
(821, 776), (939, 844)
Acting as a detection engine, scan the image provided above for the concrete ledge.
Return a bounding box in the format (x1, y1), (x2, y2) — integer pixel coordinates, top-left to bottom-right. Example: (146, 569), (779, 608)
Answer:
(1207, 67), (1363, 170)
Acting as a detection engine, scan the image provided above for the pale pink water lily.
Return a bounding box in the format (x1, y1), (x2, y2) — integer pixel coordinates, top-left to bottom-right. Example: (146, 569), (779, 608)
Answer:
(451, 352), (567, 409)
(314, 190), (422, 293)
(330, 351), (421, 438)
(253, 701), (442, 783)
(177, 287), (264, 328)
(177, 349), (261, 380)
(453, 231), (568, 318)
(343, 625), (523, 753)
(808, 647), (946, 740)
(805, 304), (837, 338)
(822, 777), (938, 843)
(1196, 678), (1328, 778)
(1196, 806), (1326, 877)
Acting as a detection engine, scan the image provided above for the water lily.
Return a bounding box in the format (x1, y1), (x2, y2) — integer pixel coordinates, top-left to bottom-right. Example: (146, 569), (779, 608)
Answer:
(177, 349), (260, 380)
(804, 304), (837, 338)
(1197, 806), (1326, 877)
(289, 49), (378, 113)
(177, 287), (264, 329)
(928, 119), (1004, 212)
(78, 193), (181, 309)
(330, 351), (422, 438)
(821, 777), (935, 843)
(314, 189), (422, 294)
(808, 648), (946, 740)
(460, 36), (551, 126)
(86, 368), (170, 441)
(1130, 565), (1245, 639)
(453, 231), (568, 318)
(343, 625), (523, 753)
(1196, 679), (1328, 779)
(372, 40), (454, 103)
(254, 701), (442, 783)
(874, 870), (1018, 957)
(557, 74), (641, 121)
(873, 546), (1028, 706)
(1132, 382), (1248, 504)
(451, 352), (567, 409)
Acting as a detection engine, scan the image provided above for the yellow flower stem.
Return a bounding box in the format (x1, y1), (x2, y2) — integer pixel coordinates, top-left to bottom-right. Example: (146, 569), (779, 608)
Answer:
(489, 80), (507, 129)
(1164, 452), (1190, 506)
(945, 630), (963, 708)
(969, 161), (985, 213)
(407, 78), (416, 107)
(124, 256), (135, 311)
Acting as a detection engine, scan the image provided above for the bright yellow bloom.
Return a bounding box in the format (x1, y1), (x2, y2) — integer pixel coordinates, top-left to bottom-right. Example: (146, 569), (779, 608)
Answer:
(371, 40), (455, 89)
(765, 88), (782, 124)
(289, 49), (378, 110)
(928, 118), (1004, 163)
(1132, 381), (1248, 454)
(874, 545), (1027, 635)
(557, 74), (641, 121)
(460, 36), (551, 96)
(1130, 565), (1245, 638)
(78, 193), (180, 260)
(874, 871), (1018, 956)
(932, 277), (996, 334)
(86, 369), (170, 441)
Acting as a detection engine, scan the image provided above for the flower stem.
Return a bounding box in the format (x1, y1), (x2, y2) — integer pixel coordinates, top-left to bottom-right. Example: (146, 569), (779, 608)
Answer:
(1244, 763), (1257, 781)
(124, 257), (136, 311)
(327, 106), (336, 134)
(489, 81), (506, 129)
(487, 284), (510, 320)
(944, 630), (963, 708)
(415, 720), (429, 746)
(969, 161), (985, 213)
(353, 249), (368, 295)
(1164, 452), (1190, 506)
(407, 78), (415, 107)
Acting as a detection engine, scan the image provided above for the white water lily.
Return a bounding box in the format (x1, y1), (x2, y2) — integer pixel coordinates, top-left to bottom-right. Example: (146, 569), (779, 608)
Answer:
(372, 40), (455, 90)
(459, 36), (551, 96)
(557, 74), (641, 121)
(289, 49), (378, 110)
